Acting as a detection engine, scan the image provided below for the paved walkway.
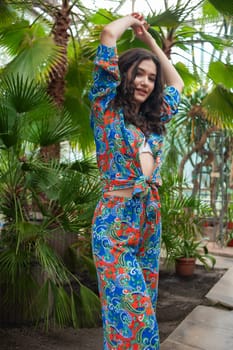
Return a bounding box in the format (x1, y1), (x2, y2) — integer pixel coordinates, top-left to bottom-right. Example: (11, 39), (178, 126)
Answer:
(161, 244), (233, 350)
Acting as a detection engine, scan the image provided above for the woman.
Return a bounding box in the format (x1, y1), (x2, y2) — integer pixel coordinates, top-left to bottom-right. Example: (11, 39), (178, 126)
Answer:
(89, 13), (184, 349)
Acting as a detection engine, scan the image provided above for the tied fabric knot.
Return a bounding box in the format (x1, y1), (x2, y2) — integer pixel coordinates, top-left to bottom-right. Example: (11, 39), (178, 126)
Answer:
(132, 175), (161, 222)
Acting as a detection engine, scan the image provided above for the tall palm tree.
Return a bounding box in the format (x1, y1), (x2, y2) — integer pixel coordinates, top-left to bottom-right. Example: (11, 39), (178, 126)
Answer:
(0, 0), (95, 155)
(37, 0), (71, 160)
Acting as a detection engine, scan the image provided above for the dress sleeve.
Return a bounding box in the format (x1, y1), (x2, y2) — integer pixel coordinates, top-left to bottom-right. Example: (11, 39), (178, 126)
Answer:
(88, 44), (120, 114)
(160, 86), (180, 124)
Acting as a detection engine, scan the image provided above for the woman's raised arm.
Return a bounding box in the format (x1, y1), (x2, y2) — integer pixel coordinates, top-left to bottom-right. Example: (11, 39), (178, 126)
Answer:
(100, 15), (146, 47)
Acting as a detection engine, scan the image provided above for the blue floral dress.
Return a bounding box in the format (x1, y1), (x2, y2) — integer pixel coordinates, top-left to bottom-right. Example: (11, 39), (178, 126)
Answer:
(89, 44), (180, 350)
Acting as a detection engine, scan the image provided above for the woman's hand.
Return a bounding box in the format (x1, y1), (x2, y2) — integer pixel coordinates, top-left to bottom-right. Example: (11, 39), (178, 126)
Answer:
(101, 13), (147, 47)
(131, 13), (153, 44)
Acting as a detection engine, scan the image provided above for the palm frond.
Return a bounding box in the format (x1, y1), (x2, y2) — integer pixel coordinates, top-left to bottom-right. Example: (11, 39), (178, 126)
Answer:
(69, 156), (98, 177)
(58, 171), (100, 206)
(175, 62), (198, 88)
(202, 85), (233, 129)
(148, 7), (185, 28)
(24, 158), (62, 193)
(0, 247), (38, 309)
(202, 0), (221, 20)
(16, 221), (46, 243)
(208, 61), (233, 90)
(0, 19), (31, 56)
(0, 1), (17, 27)
(0, 74), (52, 113)
(208, 0), (233, 16)
(34, 240), (69, 284)
(32, 279), (51, 329)
(0, 74), (55, 147)
(3, 36), (64, 83)
(24, 109), (79, 146)
(200, 32), (232, 50)
(77, 284), (101, 327)
(65, 58), (94, 153)
(0, 104), (19, 148)
(51, 282), (72, 326)
(88, 8), (116, 25)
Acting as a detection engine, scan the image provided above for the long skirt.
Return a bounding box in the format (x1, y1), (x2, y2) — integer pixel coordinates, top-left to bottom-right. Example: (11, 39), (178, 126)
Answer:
(92, 193), (161, 350)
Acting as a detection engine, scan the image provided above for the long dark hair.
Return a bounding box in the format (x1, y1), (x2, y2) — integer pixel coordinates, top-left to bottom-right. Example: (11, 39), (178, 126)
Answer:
(114, 48), (165, 135)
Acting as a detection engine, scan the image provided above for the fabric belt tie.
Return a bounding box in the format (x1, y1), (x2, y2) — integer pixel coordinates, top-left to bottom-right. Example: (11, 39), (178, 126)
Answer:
(132, 175), (161, 222)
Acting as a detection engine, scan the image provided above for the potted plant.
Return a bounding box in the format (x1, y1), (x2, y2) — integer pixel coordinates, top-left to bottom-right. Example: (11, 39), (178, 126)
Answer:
(160, 173), (216, 277)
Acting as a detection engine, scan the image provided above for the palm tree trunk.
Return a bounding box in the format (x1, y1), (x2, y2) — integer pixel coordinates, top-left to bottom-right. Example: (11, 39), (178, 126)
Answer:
(41, 0), (71, 161)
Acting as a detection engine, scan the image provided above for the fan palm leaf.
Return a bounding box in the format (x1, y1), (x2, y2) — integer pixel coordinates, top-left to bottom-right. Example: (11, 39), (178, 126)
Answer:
(202, 85), (233, 129)
(208, 61), (233, 90)
(0, 74), (79, 148)
(77, 284), (101, 327)
(51, 282), (72, 325)
(3, 37), (64, 83)
(64, 56), (94, 153)
(23, 109), (79, 146)
(0, 74), (52, 113)
(148, 6), (185, 28)
(0, 18), (63, 83)
(0, 1), (17, 27)
(0, 20), (44, 56)
(208, 0), (233, 16)
(0, 247), (39, 315)
(69, 156), (99, 177)
(32, 279), (51, 328)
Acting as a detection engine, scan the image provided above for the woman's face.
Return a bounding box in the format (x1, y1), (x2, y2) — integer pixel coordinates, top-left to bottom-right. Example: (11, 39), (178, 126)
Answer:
(129, 59), (157, 110)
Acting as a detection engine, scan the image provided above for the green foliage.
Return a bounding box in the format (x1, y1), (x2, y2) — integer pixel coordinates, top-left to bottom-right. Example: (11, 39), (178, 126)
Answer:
(0, 19), (63, 83)
(0, 1), (17, 27)
(0, 72), (101, 328)
(89, 8), (116, 24)
(77, 284), (101, 327)
(202, 85), (233, 129)
(208, 0), (233, 16)
(199, 33), (232, 50)
(160, 170), (216, 269)
(0, 74), (79, 150)
(208, 61), (233, 89)
(3, 37), (63, 83)
(174, 62), (197, 88)
(0, 20), (46, 55)
(203, 0), (220, 19)
(0, 154), (101, 328)
(148, 7), (184, 28)
(64, 57), (94, 152)
(0, 73), (52, 115)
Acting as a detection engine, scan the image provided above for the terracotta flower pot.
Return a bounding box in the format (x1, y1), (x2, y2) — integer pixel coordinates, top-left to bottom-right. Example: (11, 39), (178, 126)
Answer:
(175, 257), (196, 277)
(227, 239), (233, 247)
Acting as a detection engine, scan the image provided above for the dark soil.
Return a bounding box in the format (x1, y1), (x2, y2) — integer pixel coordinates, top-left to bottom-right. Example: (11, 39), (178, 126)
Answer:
(0, 265), (225, 350)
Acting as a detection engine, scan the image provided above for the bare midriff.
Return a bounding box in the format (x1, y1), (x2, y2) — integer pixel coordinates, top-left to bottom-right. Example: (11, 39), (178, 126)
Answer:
(105, 187), (134, 198)
(105, 152), (155, 198)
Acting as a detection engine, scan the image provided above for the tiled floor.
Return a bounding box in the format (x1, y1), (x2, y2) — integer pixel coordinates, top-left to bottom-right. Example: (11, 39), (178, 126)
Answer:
(161, 305), (233, 350)
(161, 249), (233, 350)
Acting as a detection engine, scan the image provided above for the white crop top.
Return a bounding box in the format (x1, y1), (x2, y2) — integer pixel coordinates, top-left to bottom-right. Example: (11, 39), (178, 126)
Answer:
(139, 139), (154, 177)
(139, 139), (153, 155)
